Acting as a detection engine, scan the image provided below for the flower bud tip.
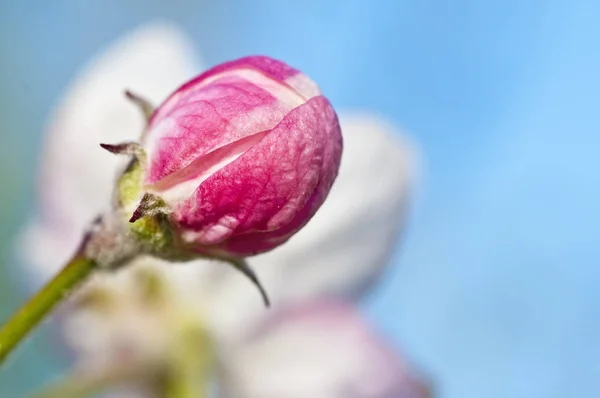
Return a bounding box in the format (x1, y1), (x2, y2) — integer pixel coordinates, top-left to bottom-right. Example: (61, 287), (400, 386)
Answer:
(100, 142), (143, 157)
(129, 193), (168, 223)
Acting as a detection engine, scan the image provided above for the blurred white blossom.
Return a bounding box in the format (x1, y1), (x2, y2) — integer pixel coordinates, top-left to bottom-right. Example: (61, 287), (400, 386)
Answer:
(20, 21), (428, 398)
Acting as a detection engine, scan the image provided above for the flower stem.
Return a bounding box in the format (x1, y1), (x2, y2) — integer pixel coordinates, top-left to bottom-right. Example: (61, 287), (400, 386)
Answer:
(0, 255), (96, 365)
(164, 323), (212, 398)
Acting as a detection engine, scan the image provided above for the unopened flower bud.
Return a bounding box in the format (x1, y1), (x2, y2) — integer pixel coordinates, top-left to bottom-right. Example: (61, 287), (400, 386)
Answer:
(110, 56), (342, 262)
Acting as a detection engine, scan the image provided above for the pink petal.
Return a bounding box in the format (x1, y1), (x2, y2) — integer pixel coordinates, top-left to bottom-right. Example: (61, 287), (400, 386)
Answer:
(172, 95), (343, 256)
(148, 56), (319, 125)
(219, 301), (430, 398)
(144, 73), (303, 185)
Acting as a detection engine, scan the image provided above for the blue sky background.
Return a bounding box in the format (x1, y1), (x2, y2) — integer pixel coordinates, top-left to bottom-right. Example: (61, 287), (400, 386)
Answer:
(1, 1), (599, 397)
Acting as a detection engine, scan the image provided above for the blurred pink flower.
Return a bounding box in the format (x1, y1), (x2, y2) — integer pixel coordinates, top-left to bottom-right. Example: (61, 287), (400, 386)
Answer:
(219, 300), (429, 398)
(19, 22), (427, 398)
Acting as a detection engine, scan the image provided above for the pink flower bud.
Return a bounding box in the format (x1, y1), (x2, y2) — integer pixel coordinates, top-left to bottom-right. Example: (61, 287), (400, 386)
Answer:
(130, 56), (342, 258)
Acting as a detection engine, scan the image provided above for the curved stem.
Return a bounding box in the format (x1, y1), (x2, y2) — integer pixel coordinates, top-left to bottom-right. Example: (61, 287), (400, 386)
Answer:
(0, 255), (96, 365)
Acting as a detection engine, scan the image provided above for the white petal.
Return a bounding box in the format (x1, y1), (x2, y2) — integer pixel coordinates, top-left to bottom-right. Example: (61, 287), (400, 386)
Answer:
(59, 256), (234, 387)
(219, 301), (430, 398)
(21, 21), (202, 282)
(17, 221), (76, 287)
(62, 258), (174, 368)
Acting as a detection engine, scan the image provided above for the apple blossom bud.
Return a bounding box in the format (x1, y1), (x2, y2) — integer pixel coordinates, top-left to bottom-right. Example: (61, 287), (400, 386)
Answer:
(109, 56), (342, 263)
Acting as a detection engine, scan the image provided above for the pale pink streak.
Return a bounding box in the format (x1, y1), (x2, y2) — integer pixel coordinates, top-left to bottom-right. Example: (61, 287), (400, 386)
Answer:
(219, 300), (430, 398)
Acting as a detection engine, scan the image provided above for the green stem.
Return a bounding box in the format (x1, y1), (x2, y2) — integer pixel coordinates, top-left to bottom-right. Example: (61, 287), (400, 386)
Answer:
(0, 255), (96, 365)
(165, 324), (212, 398)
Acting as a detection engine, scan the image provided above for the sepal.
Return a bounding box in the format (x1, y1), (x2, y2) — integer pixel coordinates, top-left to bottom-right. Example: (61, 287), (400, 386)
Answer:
(125, 89), (155, 122)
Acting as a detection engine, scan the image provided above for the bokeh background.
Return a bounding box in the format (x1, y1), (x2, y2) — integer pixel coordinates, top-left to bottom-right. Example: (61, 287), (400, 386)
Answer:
(1, 0), (599, 397)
